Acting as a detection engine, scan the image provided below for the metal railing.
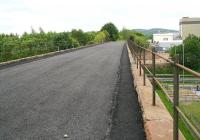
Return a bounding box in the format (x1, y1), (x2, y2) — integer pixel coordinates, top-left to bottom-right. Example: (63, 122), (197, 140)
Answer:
(128, 40), (200, 140)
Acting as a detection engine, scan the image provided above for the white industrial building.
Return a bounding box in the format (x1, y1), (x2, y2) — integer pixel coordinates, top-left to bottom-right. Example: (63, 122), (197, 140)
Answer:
(153, 33), (182, 52)
(152, 17), (200, 52)
(153, 33), (174, 42)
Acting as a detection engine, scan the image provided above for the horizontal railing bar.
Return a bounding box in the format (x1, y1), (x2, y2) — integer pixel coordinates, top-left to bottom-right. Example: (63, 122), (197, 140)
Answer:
(176, 63), (200, 78)
(154, 78), (173, 103)
(143, 64), (153, 76)
(129, 40), (200, 79)
(128, 40), (200, 139)
(142, 62), (173, 102)
(176, 107), (200, 139)
(143, 60), (200, 139)
(146, 74), (196, 77)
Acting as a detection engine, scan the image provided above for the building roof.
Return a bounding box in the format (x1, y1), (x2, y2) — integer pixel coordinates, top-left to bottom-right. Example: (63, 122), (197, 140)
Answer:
(180, 17), (200, 25)
(153, 33), (174, 36)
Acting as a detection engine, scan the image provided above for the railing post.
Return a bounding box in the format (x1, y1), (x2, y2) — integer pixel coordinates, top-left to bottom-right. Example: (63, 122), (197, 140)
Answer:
(152, 47), (156, 106)
(173, 55), (179, 140)
(136, 46), (139, 69)
(143, 50), (146, 86)
(133, 48), (136, 64)
(132, 45), (136, 64)
(139, 48), (142, 76)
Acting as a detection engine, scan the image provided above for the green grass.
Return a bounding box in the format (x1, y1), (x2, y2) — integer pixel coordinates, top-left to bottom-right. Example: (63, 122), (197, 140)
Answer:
(156, 89), (197, 140)
(161, 81), (198, 85)
(146, 64), (192, 75)
(180, 102), (200, 118)
(148, 64), (173, 74)
(180, 102), (200, 133)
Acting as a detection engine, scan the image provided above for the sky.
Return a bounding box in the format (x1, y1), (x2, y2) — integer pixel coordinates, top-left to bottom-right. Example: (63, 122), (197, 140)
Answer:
(0, 0), (200, 34)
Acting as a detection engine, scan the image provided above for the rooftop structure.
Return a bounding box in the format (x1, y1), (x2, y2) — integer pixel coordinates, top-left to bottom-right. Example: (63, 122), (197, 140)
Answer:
(153, 33), (182, 52)
(180, 17), (200, 40)
(153, 33), (174, 42)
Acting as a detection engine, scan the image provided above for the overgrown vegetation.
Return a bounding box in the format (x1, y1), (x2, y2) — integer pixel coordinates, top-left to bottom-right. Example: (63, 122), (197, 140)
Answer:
(170, 35), (200, 72)
(0, 23), (151, 63)
(119, 28), (149, 48)
(180, 102), (200, 133)
(94, 30), (109, 43)
(101, 22), (119, 41)
(0, 23), (117, 63)
(156, 89), (196, 140)
(146, 64), (173, 74)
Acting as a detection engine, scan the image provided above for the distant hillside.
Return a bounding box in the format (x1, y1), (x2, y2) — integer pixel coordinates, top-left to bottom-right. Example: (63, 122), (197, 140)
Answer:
(133, 28), (179, 36)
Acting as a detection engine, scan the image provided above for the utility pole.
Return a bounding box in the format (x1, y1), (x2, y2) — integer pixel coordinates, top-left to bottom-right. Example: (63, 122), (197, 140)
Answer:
(182, 44), (185, 88)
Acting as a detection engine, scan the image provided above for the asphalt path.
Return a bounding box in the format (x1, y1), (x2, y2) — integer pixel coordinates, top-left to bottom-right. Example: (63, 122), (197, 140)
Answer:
(110, 46), (146, 140)
(0, 41), (145, 140)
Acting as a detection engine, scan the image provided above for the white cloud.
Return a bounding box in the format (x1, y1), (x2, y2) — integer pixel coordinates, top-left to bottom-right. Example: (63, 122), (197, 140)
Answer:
(0, 0), (200, 34)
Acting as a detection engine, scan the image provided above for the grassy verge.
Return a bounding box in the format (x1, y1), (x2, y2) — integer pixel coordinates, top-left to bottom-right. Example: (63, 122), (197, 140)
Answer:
(161, 81), (199, 85)
(156, 89), (196, 140)
(146, 63), (192, 75)
(180, 102), (200, 133)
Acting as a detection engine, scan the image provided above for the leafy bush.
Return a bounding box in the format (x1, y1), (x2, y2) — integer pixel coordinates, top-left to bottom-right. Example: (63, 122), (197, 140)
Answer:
(120, 28), (149, 48)
(0, 29), (82, 62)
(101, 22), (119, 41)
(71, 29), (87, 46)
(53, 32), (80, 50)
(170, 35), (200, 71)
(0, 23), (121, 63)
(94, 31), (109, 43)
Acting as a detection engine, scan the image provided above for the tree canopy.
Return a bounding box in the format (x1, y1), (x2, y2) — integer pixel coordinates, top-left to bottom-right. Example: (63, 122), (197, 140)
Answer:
(170, 35), (200, 71)
(101, 23), (119, 41)
(0, 27), (103, 62)
(0, 24), (150, 63)
(94, 31), (109, 43)
(53, 32), (79, 50)
(119, 28), (149, 48)
(71, 29), (87, 46)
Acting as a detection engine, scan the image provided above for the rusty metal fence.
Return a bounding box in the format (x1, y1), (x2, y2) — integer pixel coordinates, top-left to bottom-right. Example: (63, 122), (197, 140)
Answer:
(128, 40), (200, 140)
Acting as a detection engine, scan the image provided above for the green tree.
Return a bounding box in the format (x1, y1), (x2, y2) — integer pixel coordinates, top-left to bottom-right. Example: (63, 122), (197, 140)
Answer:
(71, 29), (87, 46)
(119, 28), (149, 48)
(94, 31), (109, 43)
(84, 32), (96, 44)
(101, 22), (119, 41)
(53, 32), (79, 50)
(0, 25), (107, 63)
(53, 32), (69, 50)
(0, 34), (20, 60)
(170, 35), (200, 71)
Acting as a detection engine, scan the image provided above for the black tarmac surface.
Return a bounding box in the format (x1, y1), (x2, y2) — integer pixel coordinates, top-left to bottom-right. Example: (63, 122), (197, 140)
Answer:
(110, 46), (146, 140)
(0, 42), (146, 140)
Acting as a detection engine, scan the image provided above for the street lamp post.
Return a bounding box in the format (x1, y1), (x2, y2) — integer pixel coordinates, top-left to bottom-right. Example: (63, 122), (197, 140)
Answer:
(182, 43), (185, 89)
(175, 45), (176, 55)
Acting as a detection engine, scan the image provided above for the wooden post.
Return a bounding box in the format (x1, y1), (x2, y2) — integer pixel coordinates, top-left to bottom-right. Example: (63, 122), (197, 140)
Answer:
(143, 50), (146, 86)
(152, 47), (156, 106)
(173, 55), (179, 140)
(139, 48), (142, 76)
